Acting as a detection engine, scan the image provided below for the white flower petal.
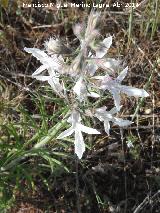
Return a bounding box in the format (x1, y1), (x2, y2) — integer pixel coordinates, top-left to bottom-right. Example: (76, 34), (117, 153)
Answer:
(103, 113), (113, 120)
(104, 120), (110, 135)
(116, 66), (128, 82)
(67, 115), (72, 124)
(94, 112), (104, 122)
(34, 75), (49, 81)
(92, 75), (105, 80)
(87, 92), (100, 98)
(95, 36), (112, 58)
(89, 58), (120, 75)
(73, 77), (86, 100)
(75, 129), (85, 159)
(120, 85), (149, 97)
(102, 58), (121, 71)
(57, 127), (74, 139)
(32, 64), (48, 76)
(114, 118), (133, 127)
(111, 89), (121, 111)
(24, 48), (48, 63)
(48, 77), (63, 93)
(95, 49), (106, 59)
(103, 36), (112, 51)
(109, 107), (119, 115)
(70, 110), (81, 127)
(78, 124), (101, 134)
(86, 63), (98, 76)
(96, 106), (107, 113)
(48, 68), (57, 77)
(100, 75), (112, 89)
(25, 47), (62, 75)
(48, 55), (63, 71)
(95, 107), (113, 122)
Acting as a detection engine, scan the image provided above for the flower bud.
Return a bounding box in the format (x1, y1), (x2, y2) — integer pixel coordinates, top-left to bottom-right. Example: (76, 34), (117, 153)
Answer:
(44, 37), (72, 55)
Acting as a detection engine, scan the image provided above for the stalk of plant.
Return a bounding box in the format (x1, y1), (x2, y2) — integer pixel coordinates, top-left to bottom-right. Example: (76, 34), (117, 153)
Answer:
(24, 11), (149, 159)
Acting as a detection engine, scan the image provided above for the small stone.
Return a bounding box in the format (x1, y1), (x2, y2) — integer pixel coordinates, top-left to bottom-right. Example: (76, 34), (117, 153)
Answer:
(144, 108), (152, 114)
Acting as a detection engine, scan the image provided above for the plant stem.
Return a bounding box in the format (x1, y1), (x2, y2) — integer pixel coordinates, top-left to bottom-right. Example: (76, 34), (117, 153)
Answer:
(34, 119), (67, 148)
(1, 119), (67, 171)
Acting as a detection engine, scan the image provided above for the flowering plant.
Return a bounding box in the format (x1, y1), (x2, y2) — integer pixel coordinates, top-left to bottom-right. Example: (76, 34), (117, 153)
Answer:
(24, 11), (149, 159)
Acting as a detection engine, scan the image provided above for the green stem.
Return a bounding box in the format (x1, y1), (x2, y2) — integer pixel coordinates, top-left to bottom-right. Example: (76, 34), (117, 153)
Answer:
(1, 119), (67, 172)
(34, 119), (67, 148)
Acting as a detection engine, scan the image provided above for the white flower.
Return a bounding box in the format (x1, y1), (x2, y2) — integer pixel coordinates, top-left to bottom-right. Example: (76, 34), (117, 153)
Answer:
(73, 76), (100, 102)
(95, 106), (133, 135)
(86, 63), (99, 76)
(94, 36), (113, 58)
(73, 12), (100, 53)
(73, 76), (86, 102)
(24, 47), (63, 76)
(100, 58), (121, 72)
(97, 66), (149, 110)
(87, 57), (121, 76)
(44, 37), (71, 55)
(86, 34), (120, 76)
(34, 72), (63, 96)
(57, 110), (100, 159)
(24, 47), (66, 95)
